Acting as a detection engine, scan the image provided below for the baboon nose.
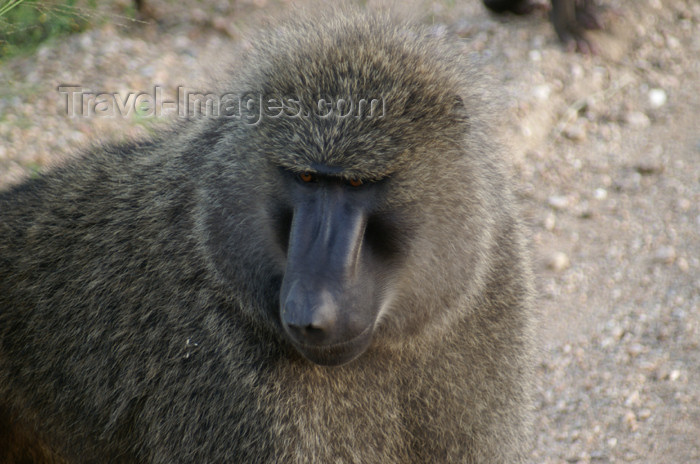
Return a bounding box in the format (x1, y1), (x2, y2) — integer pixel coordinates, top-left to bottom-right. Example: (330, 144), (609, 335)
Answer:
(282, 286), (338, 346)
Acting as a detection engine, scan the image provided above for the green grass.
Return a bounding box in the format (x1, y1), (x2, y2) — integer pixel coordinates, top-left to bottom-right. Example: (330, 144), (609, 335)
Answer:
(0, 0), (99, 60)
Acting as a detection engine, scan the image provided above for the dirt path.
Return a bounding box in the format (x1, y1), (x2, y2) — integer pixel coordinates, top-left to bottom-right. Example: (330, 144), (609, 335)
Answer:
(1, 1), (697, 462)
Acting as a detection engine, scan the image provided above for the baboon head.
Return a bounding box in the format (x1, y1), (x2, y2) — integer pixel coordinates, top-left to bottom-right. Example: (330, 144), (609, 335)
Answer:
(197, 13), (496, 366)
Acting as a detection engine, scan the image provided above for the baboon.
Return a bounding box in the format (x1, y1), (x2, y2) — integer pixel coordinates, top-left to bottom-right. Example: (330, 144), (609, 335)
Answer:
(484, 0), (603, 53)
(0, 9), (535, 464)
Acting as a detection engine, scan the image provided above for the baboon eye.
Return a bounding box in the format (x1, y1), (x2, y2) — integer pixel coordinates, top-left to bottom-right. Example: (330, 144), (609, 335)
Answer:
(348, 179), (363, 187)
(299, 172), (315, 183)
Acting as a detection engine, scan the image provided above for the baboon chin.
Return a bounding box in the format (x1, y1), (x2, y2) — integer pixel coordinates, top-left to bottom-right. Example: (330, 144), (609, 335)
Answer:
(0, 7), (536, 463)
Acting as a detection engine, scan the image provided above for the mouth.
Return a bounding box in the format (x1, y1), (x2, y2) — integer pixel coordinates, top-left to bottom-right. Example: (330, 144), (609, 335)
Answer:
(289, 324), (374, 366)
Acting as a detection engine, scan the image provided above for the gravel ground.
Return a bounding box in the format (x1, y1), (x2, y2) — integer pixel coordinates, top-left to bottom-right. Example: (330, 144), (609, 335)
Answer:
(1, 1), (698, 462)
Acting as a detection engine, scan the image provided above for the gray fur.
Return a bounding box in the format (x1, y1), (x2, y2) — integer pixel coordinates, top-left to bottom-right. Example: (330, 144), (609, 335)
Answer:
(0, 9), (535, 463)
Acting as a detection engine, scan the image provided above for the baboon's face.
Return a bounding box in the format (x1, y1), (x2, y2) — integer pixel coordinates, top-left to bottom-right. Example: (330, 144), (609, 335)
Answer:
(202, 21), (474, 366)
(273, 167), (404, 366)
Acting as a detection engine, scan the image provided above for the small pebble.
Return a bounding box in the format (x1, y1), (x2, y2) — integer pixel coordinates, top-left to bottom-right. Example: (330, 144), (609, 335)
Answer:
(654, 246), (676, 264)
(547, 252), (570, 272)
(625, 390), (641, 407)
(563, 124), (586, 142)
(625, 111), (651, 128)
(548, 195), (569, 210)
(678, 198), (691, 211)
(529, 50), (542, 62)
(648, 88), (667, 108)
(570, 63), (583, 78)
(593, 188), (607, 200)
(533, 84), (551, 101)
(543, 212), (556, 231)
(611, 326), (624, 340)
(627, 344), (645, 356)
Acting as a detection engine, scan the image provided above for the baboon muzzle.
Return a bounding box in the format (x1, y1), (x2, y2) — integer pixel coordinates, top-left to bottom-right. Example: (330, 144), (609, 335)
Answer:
(279, 188), (376, 366)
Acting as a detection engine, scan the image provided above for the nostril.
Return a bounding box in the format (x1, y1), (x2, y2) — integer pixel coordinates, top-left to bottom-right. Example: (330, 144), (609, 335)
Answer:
(286, 322), (328, 345)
